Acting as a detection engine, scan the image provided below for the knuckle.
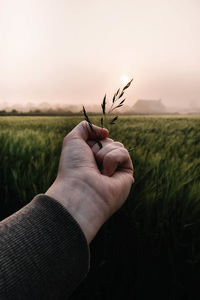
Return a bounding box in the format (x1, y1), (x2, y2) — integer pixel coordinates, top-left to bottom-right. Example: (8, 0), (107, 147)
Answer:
(120, 147), (129, 156)
(77, 120), (89, 131)
(114, 141), (124, 148)
(80, 120), (87, 126)
(106, 138), (114, 143)
(79, 120), (88, 132)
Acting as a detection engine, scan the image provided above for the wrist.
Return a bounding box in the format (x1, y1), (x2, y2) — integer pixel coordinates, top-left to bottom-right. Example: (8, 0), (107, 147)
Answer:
(45, 178), (109, 243)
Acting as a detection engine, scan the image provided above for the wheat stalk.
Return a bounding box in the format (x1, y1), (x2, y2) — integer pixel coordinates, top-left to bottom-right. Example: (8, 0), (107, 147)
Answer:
(83, 78), (134, 151)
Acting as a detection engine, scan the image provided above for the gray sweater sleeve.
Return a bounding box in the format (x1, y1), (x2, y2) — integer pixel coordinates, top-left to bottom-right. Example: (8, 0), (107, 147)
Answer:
(0, 194), (90, 300)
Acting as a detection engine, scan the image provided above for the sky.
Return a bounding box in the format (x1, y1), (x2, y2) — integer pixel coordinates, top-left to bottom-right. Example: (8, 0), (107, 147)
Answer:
(0, 0), (200, 108)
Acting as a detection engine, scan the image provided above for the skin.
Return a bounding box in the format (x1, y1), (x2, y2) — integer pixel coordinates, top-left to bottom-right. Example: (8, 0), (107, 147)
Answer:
(46, 121), (134, 243)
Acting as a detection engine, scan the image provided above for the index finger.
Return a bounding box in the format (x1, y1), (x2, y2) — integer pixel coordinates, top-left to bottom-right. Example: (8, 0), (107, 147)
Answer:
(67, 121), (109, 142)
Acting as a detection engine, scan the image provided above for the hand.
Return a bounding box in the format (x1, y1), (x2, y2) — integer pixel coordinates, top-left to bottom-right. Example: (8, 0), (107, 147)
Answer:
(45, 121), (134, 243)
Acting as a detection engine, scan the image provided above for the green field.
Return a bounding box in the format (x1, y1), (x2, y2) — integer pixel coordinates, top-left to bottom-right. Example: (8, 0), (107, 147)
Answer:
(1, 115), (200, 300)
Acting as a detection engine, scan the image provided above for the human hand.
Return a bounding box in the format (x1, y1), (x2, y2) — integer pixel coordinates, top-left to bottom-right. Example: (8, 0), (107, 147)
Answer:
(45, 121), (134, 243)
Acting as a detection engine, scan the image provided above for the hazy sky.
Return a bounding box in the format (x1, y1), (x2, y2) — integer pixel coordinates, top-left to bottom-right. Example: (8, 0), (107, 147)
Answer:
(0, 0), (200, 108)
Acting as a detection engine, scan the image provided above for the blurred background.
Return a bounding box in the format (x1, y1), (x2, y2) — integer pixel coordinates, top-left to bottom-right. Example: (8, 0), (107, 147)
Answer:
(1, 2), (200, 299)
(0, 0), (200, 112)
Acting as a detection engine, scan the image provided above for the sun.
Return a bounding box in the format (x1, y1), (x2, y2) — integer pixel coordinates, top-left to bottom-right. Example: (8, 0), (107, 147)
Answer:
(120, 75), (131, 85)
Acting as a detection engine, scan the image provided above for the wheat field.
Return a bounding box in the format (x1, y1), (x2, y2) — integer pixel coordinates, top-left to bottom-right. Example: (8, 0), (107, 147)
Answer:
(1, 115), (200, 300)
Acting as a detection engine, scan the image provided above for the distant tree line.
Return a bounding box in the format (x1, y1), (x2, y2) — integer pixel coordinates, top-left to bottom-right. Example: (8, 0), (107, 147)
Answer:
(0, 109), (84, 116)
(0, 109), (133, 116)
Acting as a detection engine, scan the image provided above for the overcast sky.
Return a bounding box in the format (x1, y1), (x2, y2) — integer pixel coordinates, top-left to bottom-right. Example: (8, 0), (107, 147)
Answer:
(0, 0), (200, 108)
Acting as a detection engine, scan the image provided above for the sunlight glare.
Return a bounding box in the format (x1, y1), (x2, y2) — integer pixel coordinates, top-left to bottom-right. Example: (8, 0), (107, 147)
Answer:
(120, 75), (130, 85)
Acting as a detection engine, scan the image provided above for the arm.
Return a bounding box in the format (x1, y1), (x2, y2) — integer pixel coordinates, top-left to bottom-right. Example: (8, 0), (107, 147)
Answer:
(0, 194), (89, 300)
(0, 121), (134, 299)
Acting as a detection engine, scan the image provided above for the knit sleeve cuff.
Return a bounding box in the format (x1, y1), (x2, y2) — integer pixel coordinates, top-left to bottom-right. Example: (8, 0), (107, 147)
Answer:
(0, 194), (90, 299)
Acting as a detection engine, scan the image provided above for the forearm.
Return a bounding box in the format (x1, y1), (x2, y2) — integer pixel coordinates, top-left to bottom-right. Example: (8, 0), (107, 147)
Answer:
(0, 194), (89, 300)
(45, 178), (110, 243)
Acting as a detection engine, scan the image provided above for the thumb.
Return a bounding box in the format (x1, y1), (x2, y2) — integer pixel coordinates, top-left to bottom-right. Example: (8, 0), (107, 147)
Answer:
(69, 120), (109, 141)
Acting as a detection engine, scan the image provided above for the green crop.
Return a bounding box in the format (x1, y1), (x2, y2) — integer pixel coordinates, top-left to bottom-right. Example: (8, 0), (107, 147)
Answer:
(1, 115), (200, 299)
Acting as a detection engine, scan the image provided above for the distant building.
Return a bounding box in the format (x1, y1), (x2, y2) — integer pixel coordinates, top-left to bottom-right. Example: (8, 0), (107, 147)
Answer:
(132, 99), (166, 114)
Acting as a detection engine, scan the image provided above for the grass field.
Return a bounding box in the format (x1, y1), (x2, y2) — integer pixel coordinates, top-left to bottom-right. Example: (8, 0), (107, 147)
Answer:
(1, 115), (200, 300)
